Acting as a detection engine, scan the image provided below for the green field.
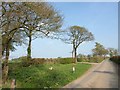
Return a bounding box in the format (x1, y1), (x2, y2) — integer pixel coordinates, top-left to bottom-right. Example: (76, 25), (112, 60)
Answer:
(3, 63), (91, 88)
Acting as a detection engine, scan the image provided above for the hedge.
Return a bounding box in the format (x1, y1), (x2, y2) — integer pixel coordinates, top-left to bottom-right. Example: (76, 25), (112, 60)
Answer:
(77, 56), (104, 63)
(110, 56), (120, 64)
(58, 58), (73, 64)
(20, 57), (74, 67)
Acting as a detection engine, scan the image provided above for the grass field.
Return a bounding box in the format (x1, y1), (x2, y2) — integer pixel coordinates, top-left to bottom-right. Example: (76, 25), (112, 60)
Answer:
(3, 63), (92, 88)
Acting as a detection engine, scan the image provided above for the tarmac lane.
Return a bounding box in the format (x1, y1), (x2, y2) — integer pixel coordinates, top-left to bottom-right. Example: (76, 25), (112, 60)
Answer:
(63, 59), (118, 88)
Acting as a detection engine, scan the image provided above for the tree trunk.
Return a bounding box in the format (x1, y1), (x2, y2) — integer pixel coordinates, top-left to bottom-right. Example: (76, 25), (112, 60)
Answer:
(74, 48), (77, 63)
(104, 55), (106, 59)
(72, 43), (77, 63)
(2, 44), (9, 84)
(72, 51), (73, 58)
(72, 45), (75, 63)
(27, 35), (32, 60)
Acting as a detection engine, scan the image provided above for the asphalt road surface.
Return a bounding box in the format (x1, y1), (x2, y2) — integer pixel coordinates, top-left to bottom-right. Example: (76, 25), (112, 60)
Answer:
(63, 59), (118, 88)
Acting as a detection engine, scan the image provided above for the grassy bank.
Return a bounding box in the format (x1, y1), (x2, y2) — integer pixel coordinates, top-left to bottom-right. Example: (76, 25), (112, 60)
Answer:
(3, 63), (91, 88)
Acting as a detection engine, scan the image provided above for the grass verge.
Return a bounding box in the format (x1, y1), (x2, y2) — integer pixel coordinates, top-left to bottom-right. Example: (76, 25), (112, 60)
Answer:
(3, 63), (91, 88)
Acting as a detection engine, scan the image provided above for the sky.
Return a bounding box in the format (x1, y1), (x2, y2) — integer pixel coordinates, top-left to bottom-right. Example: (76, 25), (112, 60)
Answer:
(10, 2), (118, 59)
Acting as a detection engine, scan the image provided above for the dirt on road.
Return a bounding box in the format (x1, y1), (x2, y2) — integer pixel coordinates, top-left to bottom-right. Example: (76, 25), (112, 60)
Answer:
(63, 59), (118, 88)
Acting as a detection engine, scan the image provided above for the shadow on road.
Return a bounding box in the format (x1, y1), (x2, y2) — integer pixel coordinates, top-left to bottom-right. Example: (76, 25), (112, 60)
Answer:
(93, 70), (115, 74)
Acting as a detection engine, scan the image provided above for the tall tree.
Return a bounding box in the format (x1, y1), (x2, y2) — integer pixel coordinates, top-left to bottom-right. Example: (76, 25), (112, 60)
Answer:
(108, 48), (118, 57)
(1, 2), (63, 83)
(0, 30), (2, 59)
(62, 26), (94, 63)
(1, 2), (28, 84)
(92, 42), (108, 58)
(19, 2), (63, 60)
(102, 49), (108, 59)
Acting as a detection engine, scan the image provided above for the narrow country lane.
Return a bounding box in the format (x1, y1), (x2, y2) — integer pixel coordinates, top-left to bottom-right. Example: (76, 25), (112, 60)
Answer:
(63, 59), (118, 88)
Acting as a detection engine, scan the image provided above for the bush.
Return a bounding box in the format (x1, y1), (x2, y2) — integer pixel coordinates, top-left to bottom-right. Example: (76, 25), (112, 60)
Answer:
(45, 58), (59, 64)
(21, 57), (32, 67)
(110, 56), (120, 64)
(78, 56), (104, 63)
(77, 58), (88, 62)
(19, 57), (61, 67)
(17, 57), (47, 67)
(89, 56), (104, 63)
(18, 56), (28, 61)
(77, 58), (83, 62)
(58, 58), (73, 64)
(31, 58), (46, 64)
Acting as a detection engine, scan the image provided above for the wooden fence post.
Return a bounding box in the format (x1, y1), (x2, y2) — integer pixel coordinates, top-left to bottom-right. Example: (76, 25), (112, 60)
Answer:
(11, 79), (16, 90)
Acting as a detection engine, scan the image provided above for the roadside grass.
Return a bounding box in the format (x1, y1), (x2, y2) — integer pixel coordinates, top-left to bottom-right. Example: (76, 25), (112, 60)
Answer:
(3, 63), (92, 88)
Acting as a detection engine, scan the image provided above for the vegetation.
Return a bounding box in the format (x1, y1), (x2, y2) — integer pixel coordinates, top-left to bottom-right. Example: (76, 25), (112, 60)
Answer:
(108, 48), (118, 57)
(57, 58), (73, 64)
(13, 56), (105, 66)
(1, 2), (117, 88)
(11, 57), (73, 66)
(92, 42), (108, 58)
(3, 60), (91, 88)
(1, 2), (63, 84)
(20, 2), (63, 60)
(1, 2), (21, 84)
(77, 55), (105, 63)
(110, 56), (120, 64)
(61, 26), (94, 63)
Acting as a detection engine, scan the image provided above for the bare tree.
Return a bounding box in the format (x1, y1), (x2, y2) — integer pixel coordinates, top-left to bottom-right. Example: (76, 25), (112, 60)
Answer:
(62, 26), (94, 63)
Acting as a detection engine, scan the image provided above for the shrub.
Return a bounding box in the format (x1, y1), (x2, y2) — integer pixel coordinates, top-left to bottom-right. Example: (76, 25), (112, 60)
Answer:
(91, 56), (99, 63)
(88, 56), (104, 63)
(110, 56), (120, 64)
(77, 58), (88, 62)
(45, 58), (59, 64)
(16, 56), (31, 67)
(20, 57), (61, 67)
(31, 58), (46, 64)
(18, 56), (28, 61)
(77, 56), (102, 63)
(21, 58), (32, 67)
(77, 58), (83, 62)
(58, 58), (73, 64)
(20, 58), (46, 67)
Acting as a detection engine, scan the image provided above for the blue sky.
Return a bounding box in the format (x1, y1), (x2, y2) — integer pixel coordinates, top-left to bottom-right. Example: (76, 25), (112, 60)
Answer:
(10, 2), (118, 59)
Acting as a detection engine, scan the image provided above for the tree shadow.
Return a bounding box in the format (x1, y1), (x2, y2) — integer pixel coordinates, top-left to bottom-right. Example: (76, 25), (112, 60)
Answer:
(93, 70), (114, 74)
